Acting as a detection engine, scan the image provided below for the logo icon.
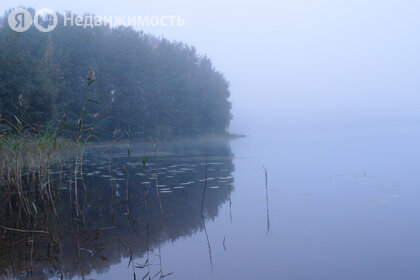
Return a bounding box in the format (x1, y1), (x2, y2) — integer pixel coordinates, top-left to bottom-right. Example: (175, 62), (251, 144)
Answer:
(33, 8), (58, 32)
(8, 8), (32, 32)
(8, 8), (58, 32)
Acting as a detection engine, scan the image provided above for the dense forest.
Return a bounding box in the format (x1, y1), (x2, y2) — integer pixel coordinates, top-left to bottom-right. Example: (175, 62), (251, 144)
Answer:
(0, 8), (232, 140)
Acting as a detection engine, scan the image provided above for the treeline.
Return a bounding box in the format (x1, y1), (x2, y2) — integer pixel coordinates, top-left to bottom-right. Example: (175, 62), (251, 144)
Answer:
(0, 8), (232, 140)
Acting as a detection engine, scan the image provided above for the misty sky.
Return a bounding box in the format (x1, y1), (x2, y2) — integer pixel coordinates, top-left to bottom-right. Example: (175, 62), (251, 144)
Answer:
(2, 0), (420, 133)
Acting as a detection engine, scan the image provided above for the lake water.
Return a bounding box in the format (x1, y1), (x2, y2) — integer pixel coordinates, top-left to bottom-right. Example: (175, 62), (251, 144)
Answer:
(2, 126), (420, 279)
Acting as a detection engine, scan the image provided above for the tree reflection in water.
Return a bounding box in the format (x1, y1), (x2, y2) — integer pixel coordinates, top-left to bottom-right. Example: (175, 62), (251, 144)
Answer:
(0, 139), (235, 279)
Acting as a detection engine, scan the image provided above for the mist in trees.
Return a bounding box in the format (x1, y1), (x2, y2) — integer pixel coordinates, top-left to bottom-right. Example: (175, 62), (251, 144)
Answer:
(0, 9), (232, 140)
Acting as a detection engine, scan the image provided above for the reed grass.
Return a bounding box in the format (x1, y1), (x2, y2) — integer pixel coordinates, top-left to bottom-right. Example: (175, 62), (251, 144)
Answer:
(0, 133), (71, 182)
(0, 127), (75, 219)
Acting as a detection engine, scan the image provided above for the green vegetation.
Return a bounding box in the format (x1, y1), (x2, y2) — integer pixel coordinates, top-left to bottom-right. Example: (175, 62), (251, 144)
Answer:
(0, 9), (235, 278)
(0, 113), (74, 216)
(0, 7), (233, 207)
(0, 8), (232, 140)
(0, 127), (68, 182)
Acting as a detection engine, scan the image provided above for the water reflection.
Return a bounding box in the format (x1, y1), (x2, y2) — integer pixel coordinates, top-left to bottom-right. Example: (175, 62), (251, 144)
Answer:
(0, 139), (234, 279)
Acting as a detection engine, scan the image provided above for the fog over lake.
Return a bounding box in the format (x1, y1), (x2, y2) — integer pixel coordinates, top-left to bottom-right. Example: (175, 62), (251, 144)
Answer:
(1, 0), (420, 279)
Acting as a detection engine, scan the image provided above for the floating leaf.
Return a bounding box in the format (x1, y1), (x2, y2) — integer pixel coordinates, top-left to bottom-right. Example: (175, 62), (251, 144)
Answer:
(87, 98), (100, 105)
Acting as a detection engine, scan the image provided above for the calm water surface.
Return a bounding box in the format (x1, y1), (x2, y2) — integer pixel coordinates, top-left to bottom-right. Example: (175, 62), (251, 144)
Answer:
(3, 127), (420, 279)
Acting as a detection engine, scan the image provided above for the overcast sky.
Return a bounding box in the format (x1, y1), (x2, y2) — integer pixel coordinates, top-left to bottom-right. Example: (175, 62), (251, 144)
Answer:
(2, 0), (420, 133)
